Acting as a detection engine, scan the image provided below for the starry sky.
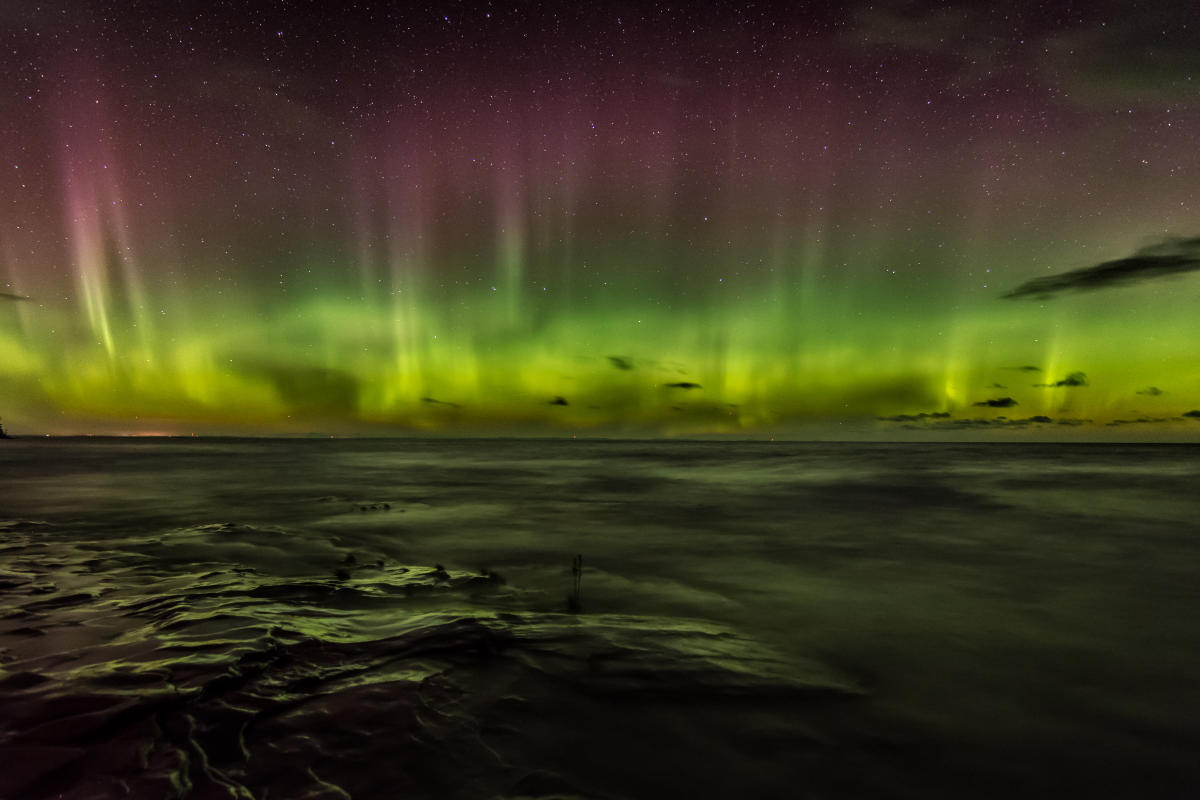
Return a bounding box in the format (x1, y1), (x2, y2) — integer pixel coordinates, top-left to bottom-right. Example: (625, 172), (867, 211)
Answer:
(2, 0), (1200, 437)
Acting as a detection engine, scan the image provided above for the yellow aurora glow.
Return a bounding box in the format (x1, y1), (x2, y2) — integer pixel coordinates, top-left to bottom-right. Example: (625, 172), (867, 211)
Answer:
(3, 266), (1199, 436)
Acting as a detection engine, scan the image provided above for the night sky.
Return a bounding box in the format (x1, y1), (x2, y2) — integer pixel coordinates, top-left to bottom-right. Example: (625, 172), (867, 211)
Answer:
(3, 1), (1200, 436)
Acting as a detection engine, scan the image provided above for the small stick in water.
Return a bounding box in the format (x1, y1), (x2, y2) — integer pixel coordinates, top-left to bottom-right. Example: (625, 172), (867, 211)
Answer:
(567, 554), (583, 613)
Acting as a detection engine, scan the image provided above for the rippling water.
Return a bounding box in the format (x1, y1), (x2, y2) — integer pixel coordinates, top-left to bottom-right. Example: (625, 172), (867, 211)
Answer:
(1, 438), (1198, 798)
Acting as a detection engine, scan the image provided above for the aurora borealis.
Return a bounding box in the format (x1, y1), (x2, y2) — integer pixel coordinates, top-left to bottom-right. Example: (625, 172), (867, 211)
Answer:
(2, 1), (1200, 436)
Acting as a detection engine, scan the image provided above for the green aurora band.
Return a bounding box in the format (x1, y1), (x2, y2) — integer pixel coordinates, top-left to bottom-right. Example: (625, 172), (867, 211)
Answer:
(4, 253), (1199, 436)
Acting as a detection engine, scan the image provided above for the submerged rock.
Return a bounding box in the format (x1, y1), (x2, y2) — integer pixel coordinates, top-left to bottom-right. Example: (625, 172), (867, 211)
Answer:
(4, 626), (47, 637)
(0, 573), (30, 592)
(505, 614), (863, 700)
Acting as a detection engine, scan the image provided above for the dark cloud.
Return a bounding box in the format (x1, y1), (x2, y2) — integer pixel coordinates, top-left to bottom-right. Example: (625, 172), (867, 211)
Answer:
(1182, 410), (1200, 419)
(839, 375), (943, 412)
(1057, 418), (1093, 426)
(1136, 386), (1164, 396)
(1003, 236), (1200, 299)
(876, 411), (951, 422)
(421, 397), (460, 409)
(1006, 365), (1041, 372)
(664, 382), (702, 390)
(950, 416), (1052, 428)
(1, 292), (31, 302)
(1035, 371), (1088, 388)
(973, 397), (1017, 408)
(886, 412), (1065, 430)
(230, 360), (360, 417)
(607, 356), (633, 371)
(900, 415), (1056, 430)
(1106, 417), (1172, 427)
(847, 2), (1010, 84)
(548, 396), (568, 406)
(1046, 9), (1200, 105)
(849, 3), (1200, 107)
(988, 383), (1007, 389)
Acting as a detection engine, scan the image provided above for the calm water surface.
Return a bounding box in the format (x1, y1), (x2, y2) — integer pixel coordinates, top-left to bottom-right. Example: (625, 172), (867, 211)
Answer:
(1, 439), (1198, 798)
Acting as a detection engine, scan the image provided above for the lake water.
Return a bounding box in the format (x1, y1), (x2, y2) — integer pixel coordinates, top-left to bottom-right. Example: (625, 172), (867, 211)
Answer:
(1, 438), (1198, 798)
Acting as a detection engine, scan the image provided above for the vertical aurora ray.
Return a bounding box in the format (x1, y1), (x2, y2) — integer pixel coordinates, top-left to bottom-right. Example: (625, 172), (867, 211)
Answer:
(494, 170), (527, 331)
(54, 84), (163, 374)
(61, 164), (116, 362)
(384, 147), (434, 410)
